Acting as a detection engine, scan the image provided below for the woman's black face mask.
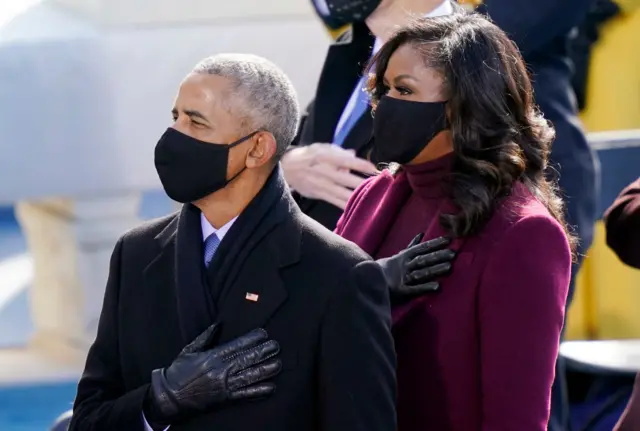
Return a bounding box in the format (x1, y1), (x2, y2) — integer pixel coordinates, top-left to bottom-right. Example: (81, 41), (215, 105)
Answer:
(312, 0), (382, 30)
(370, 96), (448, 165)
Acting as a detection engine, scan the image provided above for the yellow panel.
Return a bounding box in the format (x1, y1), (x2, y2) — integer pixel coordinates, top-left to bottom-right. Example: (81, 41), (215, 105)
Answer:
(565, 257), (595, 340)
(615, 0), (640, 13)
(591, 223), (640, 338)
(566, 223), (640, 340)
(326, 25), (350, 40)
(580, 10), (640, 132)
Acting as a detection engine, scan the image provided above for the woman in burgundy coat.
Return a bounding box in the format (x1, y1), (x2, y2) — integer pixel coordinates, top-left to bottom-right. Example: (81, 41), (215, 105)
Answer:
(334, 11), (574, 431)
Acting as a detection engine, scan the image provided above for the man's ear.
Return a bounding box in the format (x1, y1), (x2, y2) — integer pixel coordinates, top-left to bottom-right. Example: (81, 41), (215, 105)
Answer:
(245, 131), (277, 168)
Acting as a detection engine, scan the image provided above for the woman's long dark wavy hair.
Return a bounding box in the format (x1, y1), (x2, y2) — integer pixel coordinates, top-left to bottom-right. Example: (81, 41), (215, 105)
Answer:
(367, 9), (577, 255)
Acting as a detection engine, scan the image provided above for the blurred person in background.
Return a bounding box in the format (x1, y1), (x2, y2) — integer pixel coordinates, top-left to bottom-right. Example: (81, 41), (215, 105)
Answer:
(570, 0), (620, 117)
(335, 11), (573, 430)
(69, 53), (398, 431)
(282, 0), (453, 230)
(605, 178), (640, 270)
(607, 178), (640, 431)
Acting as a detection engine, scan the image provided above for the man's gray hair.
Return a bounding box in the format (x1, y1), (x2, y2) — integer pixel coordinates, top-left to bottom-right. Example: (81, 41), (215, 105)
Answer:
(192, 53), (300, 159)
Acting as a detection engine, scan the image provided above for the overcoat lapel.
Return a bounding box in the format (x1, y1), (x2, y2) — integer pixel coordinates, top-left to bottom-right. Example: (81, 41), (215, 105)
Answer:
(143, 167), (303, 346)
(208, 167), (301, 340)
(343, 170), (469, 256)
(390, 201), (469, 328)
(142, 215), (187, 355)
(146, 204), (216, 345)
(386, 181), (469, 328)
(174, 204), (217, 341)
(345, 171), (413, 256)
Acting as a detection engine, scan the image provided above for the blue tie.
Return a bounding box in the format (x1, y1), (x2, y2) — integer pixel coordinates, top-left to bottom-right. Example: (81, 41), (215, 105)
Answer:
(333, 76), (370, 147)
(203, 233), (220, 267)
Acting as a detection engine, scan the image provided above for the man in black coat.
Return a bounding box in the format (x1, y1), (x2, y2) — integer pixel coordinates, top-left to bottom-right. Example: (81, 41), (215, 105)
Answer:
(69, 53), (398, 431)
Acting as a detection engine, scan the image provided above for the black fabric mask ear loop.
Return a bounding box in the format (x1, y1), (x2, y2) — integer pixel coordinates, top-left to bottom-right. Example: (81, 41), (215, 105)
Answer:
(226, 165), (247, 185)
(224, 130), (261, 185)
(227, 130), (260, 148)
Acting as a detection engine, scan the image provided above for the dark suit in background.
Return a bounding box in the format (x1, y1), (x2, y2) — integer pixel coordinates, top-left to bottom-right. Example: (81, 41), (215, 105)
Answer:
(292, 22), (376, 230)
(70, 169), (397, 431)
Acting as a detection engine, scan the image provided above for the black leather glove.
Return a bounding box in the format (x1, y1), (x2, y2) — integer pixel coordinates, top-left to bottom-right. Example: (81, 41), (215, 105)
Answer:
(144, 323), (281, 428)
(376, 233), (455, 297)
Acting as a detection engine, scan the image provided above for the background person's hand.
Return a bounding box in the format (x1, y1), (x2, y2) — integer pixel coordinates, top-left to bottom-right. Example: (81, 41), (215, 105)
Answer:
(144, 324), (281, 428)
(376, 234), (456, 298)
(281, 143), (377, 209)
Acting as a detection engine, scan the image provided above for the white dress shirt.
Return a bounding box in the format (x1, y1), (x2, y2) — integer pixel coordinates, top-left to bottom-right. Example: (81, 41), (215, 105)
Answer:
(142, 212), (237, 431)
(200, 212), (237, 243)
(333, 0), (454, 141)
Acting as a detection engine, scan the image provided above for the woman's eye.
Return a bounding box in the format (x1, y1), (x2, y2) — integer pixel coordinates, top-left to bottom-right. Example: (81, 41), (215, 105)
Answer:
(395, 86), (412, 96)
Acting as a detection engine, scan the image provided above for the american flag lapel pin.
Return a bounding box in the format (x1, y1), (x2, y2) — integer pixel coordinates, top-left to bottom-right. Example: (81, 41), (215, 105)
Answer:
(245, 292), (259, 302)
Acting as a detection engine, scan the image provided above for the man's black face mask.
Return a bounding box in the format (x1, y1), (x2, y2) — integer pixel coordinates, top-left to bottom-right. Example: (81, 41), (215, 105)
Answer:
(312, 0), (382, 30)
(154, 128), (256, 203)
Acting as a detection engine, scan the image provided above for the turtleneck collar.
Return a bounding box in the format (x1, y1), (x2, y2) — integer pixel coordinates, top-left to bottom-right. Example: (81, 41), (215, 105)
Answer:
(402, 151), (454, 199)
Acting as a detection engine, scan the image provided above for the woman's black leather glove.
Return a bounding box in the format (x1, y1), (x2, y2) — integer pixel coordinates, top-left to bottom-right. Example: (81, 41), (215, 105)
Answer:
(144, 323), (281, 428)
(376, 233), (456, 297)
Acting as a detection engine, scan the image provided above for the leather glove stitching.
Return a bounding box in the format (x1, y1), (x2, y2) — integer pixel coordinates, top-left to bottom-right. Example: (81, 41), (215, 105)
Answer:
(224, 341), (280, 364)
(147, 327), (281, 424)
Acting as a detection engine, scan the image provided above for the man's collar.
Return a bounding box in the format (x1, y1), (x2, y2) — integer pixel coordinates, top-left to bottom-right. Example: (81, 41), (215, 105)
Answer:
(200, 213), (238, 242)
